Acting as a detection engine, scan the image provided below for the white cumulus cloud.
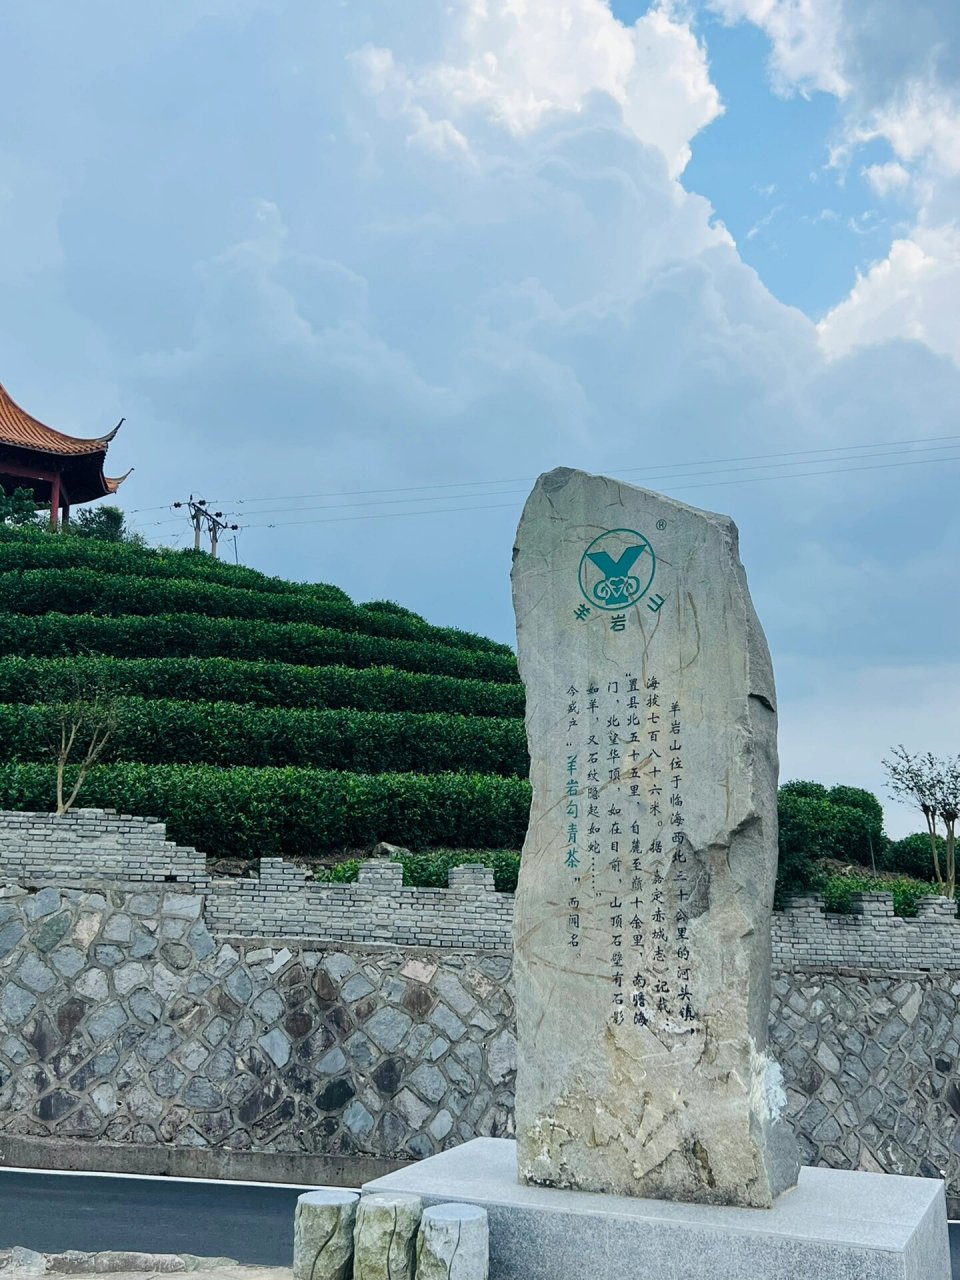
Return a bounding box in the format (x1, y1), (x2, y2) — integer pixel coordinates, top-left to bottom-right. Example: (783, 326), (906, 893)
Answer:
(862, 160), (910, 198)
(818, 226), (960, 364)
(708, 0), (849, 96)
(353, 0), (722, 177)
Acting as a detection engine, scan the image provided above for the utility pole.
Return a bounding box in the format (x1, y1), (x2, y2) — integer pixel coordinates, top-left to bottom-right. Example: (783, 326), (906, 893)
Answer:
(173, 497), (239, 558)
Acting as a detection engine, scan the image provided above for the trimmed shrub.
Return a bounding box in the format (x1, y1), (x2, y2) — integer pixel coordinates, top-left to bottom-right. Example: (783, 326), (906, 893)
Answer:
(881, 832), (945, 882)
(0, 656), (526, 718)
(775, 794), (829, 903)
(0, 699), (529, 776)
(0, 568), (510, 656)
(0, 614), (520, 683)
(827, 784), (886, 851)
(0, 762), (532, 858)
(777, 782), (888, 904)
(779, 779), (829, 802)
(396, 849), (521, 893)
(358, 599), (427, 624)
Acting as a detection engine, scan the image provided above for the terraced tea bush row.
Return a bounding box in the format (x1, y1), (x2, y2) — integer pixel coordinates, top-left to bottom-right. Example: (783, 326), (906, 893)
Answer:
(0, 698), (529, 776)
(0, 762), (532, 858)
(0, 614), (520, 683)
(0, 567), (510, 655)
(0, 656), (526, 718)
(0, 526), (351, 603)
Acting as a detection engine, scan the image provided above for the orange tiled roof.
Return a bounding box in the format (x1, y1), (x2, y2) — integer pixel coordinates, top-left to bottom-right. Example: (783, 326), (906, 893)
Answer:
(0, 382), (120, 457)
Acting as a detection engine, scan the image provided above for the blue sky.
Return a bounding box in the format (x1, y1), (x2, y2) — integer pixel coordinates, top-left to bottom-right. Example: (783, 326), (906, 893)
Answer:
(1, 0), (959, 835)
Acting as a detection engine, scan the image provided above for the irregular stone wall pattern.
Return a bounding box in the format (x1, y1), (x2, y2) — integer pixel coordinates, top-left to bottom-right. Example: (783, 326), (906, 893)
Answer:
(771, 969), (960, 1198)
(0, 882), (516, 1162)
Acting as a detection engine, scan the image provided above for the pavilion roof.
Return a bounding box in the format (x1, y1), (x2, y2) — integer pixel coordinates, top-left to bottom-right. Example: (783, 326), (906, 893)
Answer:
(0, 382), (122, 458)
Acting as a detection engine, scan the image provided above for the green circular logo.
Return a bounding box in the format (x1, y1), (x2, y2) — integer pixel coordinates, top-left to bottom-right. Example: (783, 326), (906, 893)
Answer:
(578, 528), (656, 611)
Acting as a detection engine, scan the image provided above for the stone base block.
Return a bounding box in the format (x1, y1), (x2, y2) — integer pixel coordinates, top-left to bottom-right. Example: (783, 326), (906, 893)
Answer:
(363, 1138), (950, 1280)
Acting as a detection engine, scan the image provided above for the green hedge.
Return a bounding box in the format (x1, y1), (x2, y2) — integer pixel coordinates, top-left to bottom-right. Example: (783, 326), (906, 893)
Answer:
(0, 763), (532, 858)
(0, 568), (511, 657)
(819, 872), (942, 918)
(0, 656), (526, 718)
(0, 614), (520, 683)
(0, 526), (352, 604)
(0, 698), (528, 776)
(317, 849), (522, 893)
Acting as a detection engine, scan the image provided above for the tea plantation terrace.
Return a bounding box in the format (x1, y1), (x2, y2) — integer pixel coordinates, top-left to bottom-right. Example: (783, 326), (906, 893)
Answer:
(0, 528), (531, 861)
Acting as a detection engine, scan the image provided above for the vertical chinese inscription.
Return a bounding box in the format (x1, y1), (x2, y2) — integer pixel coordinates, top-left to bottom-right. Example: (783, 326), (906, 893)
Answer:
(567, 668), (700, 1037)
(512, 468), (798, 1209)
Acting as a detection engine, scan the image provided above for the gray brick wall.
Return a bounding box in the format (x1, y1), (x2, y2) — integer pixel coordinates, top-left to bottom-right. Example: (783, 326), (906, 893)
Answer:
(0, 810), (513, 951)
(206, 861), (513, 951)
(774, 892), (960, 971)
(6, 810), (960, 964)
(0, 809), (207, 886)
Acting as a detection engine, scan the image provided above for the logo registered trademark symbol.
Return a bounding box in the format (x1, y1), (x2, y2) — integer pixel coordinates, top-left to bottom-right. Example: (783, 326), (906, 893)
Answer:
(656, 519), (667, 531)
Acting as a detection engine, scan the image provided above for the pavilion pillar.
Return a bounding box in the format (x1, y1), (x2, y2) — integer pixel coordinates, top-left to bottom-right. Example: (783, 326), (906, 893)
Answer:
(49, 471), (61, 530)
(62, 503), (71, 528)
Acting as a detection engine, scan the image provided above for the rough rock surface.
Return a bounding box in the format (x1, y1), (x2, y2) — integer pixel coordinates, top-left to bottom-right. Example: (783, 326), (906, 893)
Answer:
(292, 1190), (356, 1280)
(415, 1205), (488, 1280)
(353, 1192), (422, 1280)
(511, 468), (799, 1207)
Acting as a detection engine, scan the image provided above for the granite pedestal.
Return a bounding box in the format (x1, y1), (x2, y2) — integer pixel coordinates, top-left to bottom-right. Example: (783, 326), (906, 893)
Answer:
(363, 1138), (950, 1280)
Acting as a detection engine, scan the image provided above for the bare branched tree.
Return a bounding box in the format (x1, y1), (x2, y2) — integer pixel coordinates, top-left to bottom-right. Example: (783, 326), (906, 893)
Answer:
(883, 745), (960, 898)
(49, 675), (119, 815)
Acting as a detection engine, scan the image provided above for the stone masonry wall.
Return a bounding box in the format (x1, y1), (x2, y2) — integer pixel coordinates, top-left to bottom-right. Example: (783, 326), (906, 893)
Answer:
(4, 810), (960, 1208)
(0, 881), (516, 1168)
(771, 967), (960, 1196)
(10, 810), (960, 966)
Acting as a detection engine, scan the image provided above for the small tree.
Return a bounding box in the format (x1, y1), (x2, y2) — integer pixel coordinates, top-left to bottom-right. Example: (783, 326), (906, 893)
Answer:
(883, 746), (960, 898)
(0, 486), (46, 527)
(71, 504), (144, 544)
(50, 679), (119, 815)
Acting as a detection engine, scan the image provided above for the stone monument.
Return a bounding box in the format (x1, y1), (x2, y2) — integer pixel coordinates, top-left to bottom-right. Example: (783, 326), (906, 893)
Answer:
(511, 467), (797, 1206)
(363, 468), (951, 1280)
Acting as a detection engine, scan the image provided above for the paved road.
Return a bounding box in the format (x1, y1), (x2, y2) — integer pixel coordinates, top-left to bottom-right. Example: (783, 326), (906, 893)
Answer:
(0, 1170), (958, 1274)
(0, 1171), (314, 1267)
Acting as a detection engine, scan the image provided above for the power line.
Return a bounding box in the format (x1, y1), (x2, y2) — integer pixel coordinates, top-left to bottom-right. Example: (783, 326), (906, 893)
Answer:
(209, 431), (960, 506)
(124, 429), (960, 516)
(238, 450), (960, 529)
(140, 437), (960, 529)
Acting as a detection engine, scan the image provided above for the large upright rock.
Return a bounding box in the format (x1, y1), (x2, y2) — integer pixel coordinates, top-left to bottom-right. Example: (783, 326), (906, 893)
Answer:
(511, 468), (798, 1208)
